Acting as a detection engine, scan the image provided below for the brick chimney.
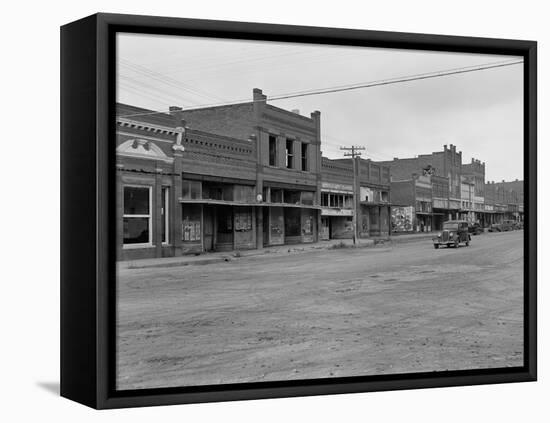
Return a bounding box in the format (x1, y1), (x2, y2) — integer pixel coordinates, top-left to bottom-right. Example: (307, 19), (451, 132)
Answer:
(169, 106), (186, 128)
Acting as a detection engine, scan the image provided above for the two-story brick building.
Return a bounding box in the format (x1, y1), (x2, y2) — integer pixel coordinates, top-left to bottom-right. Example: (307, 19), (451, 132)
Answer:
(116, 89), (323, 260)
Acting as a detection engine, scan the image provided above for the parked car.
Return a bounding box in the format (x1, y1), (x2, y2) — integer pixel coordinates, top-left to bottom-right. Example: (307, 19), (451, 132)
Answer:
(489, 223), (502, 232)
(501, 220), (516, 231)
(515, 221), (524, 230)
(468, 222), (484, 235)
(433, 220), (471, 249)
(489, 220), (517, 232)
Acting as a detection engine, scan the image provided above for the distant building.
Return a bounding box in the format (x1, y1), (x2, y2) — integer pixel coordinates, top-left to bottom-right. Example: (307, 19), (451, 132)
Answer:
(485, 179), (524, 223)
(461, 158), (487, 224)
(320, 157), (391, 239)
(377, 144), (463, 232)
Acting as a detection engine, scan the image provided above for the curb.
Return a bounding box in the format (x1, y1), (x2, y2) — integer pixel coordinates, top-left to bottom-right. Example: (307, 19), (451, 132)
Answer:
(120, 236), (436, 270)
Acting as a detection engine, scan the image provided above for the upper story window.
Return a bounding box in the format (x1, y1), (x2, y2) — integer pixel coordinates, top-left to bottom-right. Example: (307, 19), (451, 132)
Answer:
(321, 192), (329, 207)
(286, 139), (294, 169)
(301, 143), (308, 171)
(269, 135), (277, 166)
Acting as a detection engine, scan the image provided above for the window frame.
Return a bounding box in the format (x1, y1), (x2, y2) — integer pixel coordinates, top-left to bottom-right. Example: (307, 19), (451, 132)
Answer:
(268, 134), (277, 167)
(122, 184), (153, 249)
(161, 186), (170, 245)
(286, 138), (294, 169)
(301, 142), (308, 171)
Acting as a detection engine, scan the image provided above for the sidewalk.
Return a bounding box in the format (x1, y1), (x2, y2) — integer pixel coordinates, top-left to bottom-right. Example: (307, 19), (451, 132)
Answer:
(118, 233), (437, 270)
(119, 237), (375, 270)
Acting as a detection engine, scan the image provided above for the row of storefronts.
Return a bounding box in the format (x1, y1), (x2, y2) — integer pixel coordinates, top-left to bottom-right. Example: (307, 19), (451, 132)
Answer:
(117, 89), (364, 260)
(116, 91), (523, 260)
(379, 150), (524, 234)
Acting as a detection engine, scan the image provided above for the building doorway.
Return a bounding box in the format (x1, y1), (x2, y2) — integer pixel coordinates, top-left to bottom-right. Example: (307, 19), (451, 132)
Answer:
(216, 205), (234, 251)
(203, 206), (214, 252)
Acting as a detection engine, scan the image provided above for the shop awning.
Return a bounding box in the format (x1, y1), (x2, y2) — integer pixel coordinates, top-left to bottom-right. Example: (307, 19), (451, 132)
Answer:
(179, 198), (322, 209)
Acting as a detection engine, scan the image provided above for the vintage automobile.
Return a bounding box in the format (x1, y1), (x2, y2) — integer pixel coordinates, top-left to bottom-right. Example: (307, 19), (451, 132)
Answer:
(468, 222), (484, 235)
(501, 219), (516, 231)
(488, 223), (502, 232)
(433, 220), (471, 249)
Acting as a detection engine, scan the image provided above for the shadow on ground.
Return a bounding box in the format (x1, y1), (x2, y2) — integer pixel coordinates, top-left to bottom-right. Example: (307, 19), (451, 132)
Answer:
(36, 381), (59, 396)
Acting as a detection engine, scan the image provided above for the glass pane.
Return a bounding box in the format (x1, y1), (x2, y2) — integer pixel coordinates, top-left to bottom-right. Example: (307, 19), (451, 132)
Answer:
(123, 217), (149, 244)
(161, 187), (168, 243)
(124, 187), (149, 215)
(301, 191), (314, 205)
(269, 135), (277, 166)
(182, 181), (190, 199)
(271, 189), (283, 203)
(285, 190), (301, 204)
(190, 181), (201, 199)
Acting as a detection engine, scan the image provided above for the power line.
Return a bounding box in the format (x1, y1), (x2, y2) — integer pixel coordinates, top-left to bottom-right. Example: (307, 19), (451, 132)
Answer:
(268, 59), (523, 101)
(117, 59), (523, 118)
(119, 59), (227, 104)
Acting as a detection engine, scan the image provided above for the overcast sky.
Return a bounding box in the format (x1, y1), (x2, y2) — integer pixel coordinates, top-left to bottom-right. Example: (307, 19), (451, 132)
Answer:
(117, 33), (523, 182)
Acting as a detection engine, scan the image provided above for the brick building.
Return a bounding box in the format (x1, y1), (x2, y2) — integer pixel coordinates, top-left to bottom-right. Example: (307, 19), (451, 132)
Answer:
(461, 158), (487, 225)
(485, 179), (524, 223)
(320, 157), (391, 239)
(390, 173), (434, 232)
(116, 89), (324, 260)
(378, 144), (463, 232)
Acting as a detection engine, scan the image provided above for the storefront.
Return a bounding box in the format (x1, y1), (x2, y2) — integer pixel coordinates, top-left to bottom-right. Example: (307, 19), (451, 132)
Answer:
(320, 189), (354, 240)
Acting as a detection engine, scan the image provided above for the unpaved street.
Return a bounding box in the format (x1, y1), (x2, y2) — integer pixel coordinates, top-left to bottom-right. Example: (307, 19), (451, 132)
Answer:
(116, 231), (523, 390)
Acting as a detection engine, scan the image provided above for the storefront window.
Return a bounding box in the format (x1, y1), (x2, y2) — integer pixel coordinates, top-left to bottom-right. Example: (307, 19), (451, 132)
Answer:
(123, 186), (151, 245)
(182, 204), (201, 242)
(234, 185), (255, 203)
(271, 188), (283, 203)
(182, 179), (201, 199)
(301, 191), (314, 205)
(321, 192), (329, 207)
(202, 182), (233, 201)
(285, 190), (301, 205)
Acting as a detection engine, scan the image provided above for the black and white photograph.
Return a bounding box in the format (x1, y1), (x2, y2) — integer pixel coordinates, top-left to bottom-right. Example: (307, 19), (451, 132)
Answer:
(114, 32), (526, 391)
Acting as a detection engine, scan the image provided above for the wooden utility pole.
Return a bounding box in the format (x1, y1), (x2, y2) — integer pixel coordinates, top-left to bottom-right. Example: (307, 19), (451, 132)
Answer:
(340, 146), (366, 244)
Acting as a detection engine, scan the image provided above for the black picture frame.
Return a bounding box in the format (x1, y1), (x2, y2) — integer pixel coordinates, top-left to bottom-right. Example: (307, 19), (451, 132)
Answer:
(60, 13), (537, 409)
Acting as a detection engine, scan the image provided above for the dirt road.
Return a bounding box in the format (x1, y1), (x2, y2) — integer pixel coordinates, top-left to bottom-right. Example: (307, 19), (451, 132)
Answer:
(116, 231), (524, 390)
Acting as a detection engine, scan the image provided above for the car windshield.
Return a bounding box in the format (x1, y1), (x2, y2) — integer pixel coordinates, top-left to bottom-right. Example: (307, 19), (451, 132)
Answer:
(443, 223), (459, 230)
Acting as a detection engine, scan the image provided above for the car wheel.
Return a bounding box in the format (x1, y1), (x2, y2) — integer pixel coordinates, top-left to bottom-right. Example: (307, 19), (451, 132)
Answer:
(434, 244), (439, 249)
